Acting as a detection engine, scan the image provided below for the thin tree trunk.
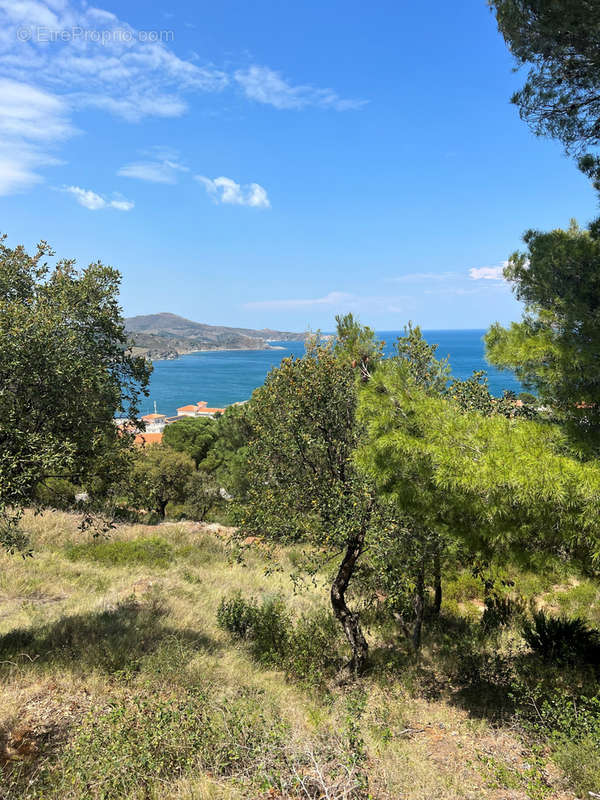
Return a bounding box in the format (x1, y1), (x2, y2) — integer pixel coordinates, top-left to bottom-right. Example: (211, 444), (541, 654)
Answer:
(330, 531), (369, 675)
(157, 499), (167, 519)
(433, 547), (442, 617)
(412, 559), (425, 652)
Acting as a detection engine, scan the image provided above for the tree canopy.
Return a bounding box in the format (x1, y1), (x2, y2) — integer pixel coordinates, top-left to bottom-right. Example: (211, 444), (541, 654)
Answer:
(0, 237), (151, 548)
(162, 416), (217, 467)
(490, 0), (600, 160)
(485, 220), (600, 448)
(240, 331), (378, 673)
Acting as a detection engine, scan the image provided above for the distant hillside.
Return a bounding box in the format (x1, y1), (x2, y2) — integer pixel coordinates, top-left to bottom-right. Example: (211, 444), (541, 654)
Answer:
(125, 313), (306, 360)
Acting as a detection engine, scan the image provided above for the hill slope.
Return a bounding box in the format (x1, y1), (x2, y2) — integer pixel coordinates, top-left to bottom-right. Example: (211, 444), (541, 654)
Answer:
(0, 510), (579, 799)
(125, 313), (306, 359)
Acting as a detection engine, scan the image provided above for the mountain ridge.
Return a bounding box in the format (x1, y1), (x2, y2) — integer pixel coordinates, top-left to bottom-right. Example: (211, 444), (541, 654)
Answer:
(125, 312), (306, 360)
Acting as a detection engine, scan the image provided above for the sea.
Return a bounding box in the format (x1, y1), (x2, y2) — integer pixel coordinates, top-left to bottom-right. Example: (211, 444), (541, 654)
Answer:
(140, 329), (522, 418)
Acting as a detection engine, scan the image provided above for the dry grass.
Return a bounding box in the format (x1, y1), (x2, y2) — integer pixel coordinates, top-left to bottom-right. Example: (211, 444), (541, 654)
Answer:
(0, 511), (583, 799)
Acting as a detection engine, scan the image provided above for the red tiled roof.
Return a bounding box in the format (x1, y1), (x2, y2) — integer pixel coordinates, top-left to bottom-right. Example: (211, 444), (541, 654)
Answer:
(134, 432), (163, 446)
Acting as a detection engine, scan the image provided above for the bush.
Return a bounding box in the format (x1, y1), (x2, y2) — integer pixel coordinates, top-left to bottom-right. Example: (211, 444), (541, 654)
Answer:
(65, 537), (174, 568)
(287, 608), (343, 682)
(517, 687), (600, 798)
(217, 593), (343, 682)
(522, 610), (600, 665)
(217, 593), (290, 665)
(217, 592), (259, 639)
(553, 735), (600, 797)
(481, 593), (525, 631)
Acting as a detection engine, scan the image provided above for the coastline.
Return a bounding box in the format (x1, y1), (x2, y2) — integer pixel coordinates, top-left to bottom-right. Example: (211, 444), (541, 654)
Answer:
(151, 343), (289, 361)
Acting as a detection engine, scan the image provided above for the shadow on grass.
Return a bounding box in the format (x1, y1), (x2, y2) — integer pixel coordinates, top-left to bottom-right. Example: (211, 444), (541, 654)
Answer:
(0, 596), (218, 674)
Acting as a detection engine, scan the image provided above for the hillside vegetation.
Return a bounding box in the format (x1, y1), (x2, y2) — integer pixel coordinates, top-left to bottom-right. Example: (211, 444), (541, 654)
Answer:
(1, 510), (597, 800)
(126, 313), (306, 359)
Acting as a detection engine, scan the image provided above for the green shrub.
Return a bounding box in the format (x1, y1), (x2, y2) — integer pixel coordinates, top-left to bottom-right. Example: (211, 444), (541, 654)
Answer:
(481, 593), (526, 631)
(65, 537), (173, 568)
(38, 687), (290, 799)
(217, 592), (289, 665)
(287, 608), (343, 682)
(34, 477), (78, 508)
(522, 611), (600, 665)
(516, 687), (600, 797)
(217, 594), (343, 681)
(217, 592), (259, 639)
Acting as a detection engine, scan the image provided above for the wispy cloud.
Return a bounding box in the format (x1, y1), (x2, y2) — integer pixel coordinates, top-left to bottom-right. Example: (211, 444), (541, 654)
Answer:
(0, 78), (74, 194)
(196, 175), (270, 208)
(63, 185), (134, 210)
(234, 65), (366, 111)
(245, 291), (351, 310)
(245, 291), (413, 313)
(391, 271), (459, 283)
(0, 3), (228, 123)
(469, 263), (507, 281)
(118, 148), (189, 184)
(0, 2), (367, 196)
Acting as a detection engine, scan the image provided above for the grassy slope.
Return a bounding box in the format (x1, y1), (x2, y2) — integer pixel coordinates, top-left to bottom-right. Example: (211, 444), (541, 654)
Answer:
(0, 512), (593, 799)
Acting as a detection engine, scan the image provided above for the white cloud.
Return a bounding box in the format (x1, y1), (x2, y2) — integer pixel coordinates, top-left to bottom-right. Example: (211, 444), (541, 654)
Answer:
(196, 175), (270, 208)
(234, 65), (366, 111)
(0, 78), (74, 194)
(63, 185), (134, 210)
(0, 2), (366, 196)
(118, 150), (188, 184)
(469, 263), (508, 281)
(0, 3), (228, 123)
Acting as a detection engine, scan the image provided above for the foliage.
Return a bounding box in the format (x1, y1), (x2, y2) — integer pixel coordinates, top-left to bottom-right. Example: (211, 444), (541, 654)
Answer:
(65, 537), (174, 568)
(490, 0), (600, 158)
(217, 591), (343, 682)
(39, 687), (291, 799)
(0, 236), (151, 549)
(181, 469), (221, 521)
(240, 328), (378, 673)
(521, 610), (600, 665)
(162, 416), (217, 467)
(200, 402), (254, 499)
(217, 593), (290, 666)
(356, 347), (600, 566)
(334, 311), (383, 378)
(486, 220), (600, 447)
(127, 444), (195, 518)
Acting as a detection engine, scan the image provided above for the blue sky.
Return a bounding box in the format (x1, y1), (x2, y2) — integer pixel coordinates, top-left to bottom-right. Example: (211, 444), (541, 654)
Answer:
(0, 0), (596, 331)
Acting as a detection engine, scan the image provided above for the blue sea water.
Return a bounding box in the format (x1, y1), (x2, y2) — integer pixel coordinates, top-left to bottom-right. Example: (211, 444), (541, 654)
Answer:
(141, 329), (522, 417)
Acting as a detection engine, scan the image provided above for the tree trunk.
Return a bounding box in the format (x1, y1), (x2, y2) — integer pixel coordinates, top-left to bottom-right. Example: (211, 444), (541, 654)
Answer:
(412, 560), (425, 652)
(157, 498), (167, 519)
(330, 532), (369, 675)
(433, 548), (442, 617)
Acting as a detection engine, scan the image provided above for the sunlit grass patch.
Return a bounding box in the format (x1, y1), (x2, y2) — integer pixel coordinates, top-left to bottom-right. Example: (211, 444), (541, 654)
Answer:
(65, 537), (174, 568)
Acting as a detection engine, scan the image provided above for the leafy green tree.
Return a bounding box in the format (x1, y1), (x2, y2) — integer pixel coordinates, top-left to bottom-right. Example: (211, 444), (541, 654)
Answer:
(0, 236), (151, 550)
(162, 417), (217, 467)
(334, 312), (383, 379)
(490, 0), (600, 159)
(183, 470), (221, 521)
(356, 347), (600, 585)
(128, 445), (195, 519)
(485, 220), (600, 446)
(240, 336), (377, 674)
(200, 403), (253, 499)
